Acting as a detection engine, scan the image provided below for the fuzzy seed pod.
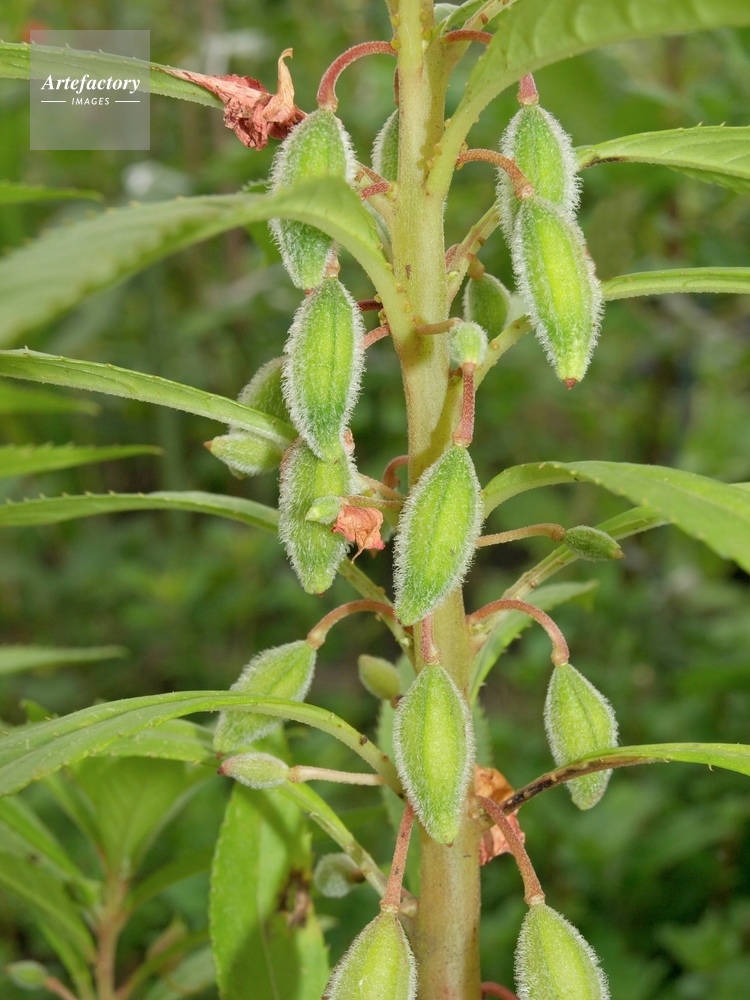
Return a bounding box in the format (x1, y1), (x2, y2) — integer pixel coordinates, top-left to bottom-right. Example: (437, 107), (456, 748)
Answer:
(394, 446), (482, 626)
(463, 272), (512, 338)
(393, 665), (474, 845)
(358, 654), (402, 701)
(516, 902), (610, 1000)
(372, 109), (399, 183)
(213, 640), (317, 752)
(282, 278), (365, 462)
(325, 912), (417, 1000)
(237, 356), (290, 423)
(6, 961), (49, 989)
(206, 432), (284, 478)
(544, 662), (618, 810)
(450, 320), (489, 368)
(313, 853), (364, 898)
(512, 198), (603, 385)
(278, 440), (354, 594)
(270, 109), (356, 289)
(305, 494), (343, 524)
(219, 751), (290, 788)
(563, 526), (624, 562)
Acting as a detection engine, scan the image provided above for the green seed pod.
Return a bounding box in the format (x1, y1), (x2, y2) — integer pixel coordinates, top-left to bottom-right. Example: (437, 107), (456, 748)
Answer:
(313, 852), (364, 898)
(563, 526), (624, 562)
(325, 913), (417, 1000)
(516, 901), (610, 1000)
(393, 664), (474, 845)
(237, 356), (290, 423)
(206, 431), (284, 478)
(219, 751), (290, 788)
(394, 446), (482, 626)
(544, 662), (618, 810)
(283, 278), (365, 462)
(463, 272), (512, 338)
(449, 320), (488, 368)
(512, 197), (603, 385)
(358, 654), (402, 701)
(213, 640), (317, 752)
(278, 440), (354, 594)
(6, 961), (49, 990)
(305, 494), (343, 524)
(270, 109), (356, 289)
(372, 109), (399, 183)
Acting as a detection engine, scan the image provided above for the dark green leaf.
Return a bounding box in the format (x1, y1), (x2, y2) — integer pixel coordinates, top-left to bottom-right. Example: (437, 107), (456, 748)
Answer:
(0, 381), (99, 415)
(0, 796), (88, 884)
(0, 645), (126, 676)
(142, 945), (215, 1000)
(127, 848), (214, 913)
(0, 443), (161, 480)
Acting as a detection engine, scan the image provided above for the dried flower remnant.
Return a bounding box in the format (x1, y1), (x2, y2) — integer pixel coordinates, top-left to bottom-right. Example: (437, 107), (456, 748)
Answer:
(475, 765), (525, 865)
(332, 504), (385, 556)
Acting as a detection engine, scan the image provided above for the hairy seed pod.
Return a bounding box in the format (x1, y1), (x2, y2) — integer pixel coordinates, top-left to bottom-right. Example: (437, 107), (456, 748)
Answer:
(213, 640), (316, 752)
(219, 751), (290, 788)
(269, 109), (356, 289)
(463, 272), (512, 338)
(206, 432), (284, 478)
(372, 109), (399, 183)
(278, 440), (354, 594)
(393, 665), (474, 844)
(305, 494), (343, 524)
(563, 526), (624, 562)
(325, 913), (417, 1000)
(237, 356), (290, 423)
(394, 446), (482, 626)
(450, 320), (489, 368)
(512, 198), (603, 385)
(516, 901), (610, 1000)
(282, 278), (365, 462)
(358, 654), (402, 701)
(6, 961), (49, 989)
(544, 662), (618, 810)
(313, 853), (364, 898)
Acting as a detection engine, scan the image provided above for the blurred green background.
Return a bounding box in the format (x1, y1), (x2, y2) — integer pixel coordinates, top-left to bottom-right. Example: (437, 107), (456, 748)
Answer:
(1, 2), (750, 998)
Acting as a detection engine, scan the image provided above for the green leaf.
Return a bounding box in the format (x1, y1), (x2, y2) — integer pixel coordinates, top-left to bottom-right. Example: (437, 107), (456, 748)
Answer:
(142, 945), (216, 1000)
(577, 126), (750, 192)
(210, 784), (329, 1000)
(602, 268), (750, 300)
(0, 180), (101, 204)
(583, 743), (750, 776)
(0, 442), (160, 479)
(0, 795), (92, 887)
(0, 179), (391, 345)
(0, 380), (99, 415)
(104, 720), (215, 764)
(0, 351), (295, 444)
(127, 848), (214, 913)
(0, 645), (126, 676)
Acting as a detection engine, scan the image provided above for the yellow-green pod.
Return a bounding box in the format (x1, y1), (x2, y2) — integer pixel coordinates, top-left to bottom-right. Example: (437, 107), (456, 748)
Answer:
(6, 962), (49, 989)
(269, 109), (356, 289)
(213, 640), (317, 752)
(325, 912), (417, 1000)
(512, 198), (603, 385)
(278, 439), (354, 594)
(372, 109), (399, 182)
(282, 278), (365, 462)
(237, 356), (290, 423)
(449, 320), (488, 368)
(394, 446), (482, 626)
(393, 664), (474, 845)
(463, 272), (512, 338)
(563, 526), (624, 562)
(543, 662), (618, 810)
(219, 751), (290, 788)
(516, 902), (610, 1000)
(206, 431), (284, 478)
(313, 853), (364, 898)
(358, 654), (401, 701)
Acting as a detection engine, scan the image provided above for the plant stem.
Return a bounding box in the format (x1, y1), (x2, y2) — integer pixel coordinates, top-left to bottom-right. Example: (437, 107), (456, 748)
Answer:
(381, 802), (415, 911)
(477, 797), (544, 905)
(288, 765), (385, 785)
(95, 875), (128, 1000)
(468, 598), (570, 665)
(481, 983), (520, 1000)
(306, 599), (397, 648)
(44, 979), (80, 1000)
(476, 524), (565, 546)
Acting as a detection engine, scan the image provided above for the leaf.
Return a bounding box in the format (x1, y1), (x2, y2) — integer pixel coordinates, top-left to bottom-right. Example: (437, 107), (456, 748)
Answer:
(602, 268), (750, 301)
(0, 180), (101, 204)
(127, 848), (214, 913)
(582, 743), (750, 776)
(0, 380), (99, 415)
(142, 945), (216, 1000)
(210, 784), (329, 1000)
(0, 351), (295, 444)
(0, 645), (126, 676)
(0, 795), (92, 887)
(105, 720), (215, 764)
(577, 126), (750, 192)
(0, 443), (161, 480)
(0, 178), (391, 345)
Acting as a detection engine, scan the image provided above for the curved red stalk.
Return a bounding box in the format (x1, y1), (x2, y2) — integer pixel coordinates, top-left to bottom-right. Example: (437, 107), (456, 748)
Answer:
(317, 41), (396, 111)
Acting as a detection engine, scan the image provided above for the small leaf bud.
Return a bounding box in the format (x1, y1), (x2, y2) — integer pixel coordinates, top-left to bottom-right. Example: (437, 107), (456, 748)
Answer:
(450, 320), (489, 368)
(515, 901), (610, 1000)
(394, 446), (482, 625)
(313, 852), (364, 898)
(305, 494), (343, 524)
(393, 665), (474, 845)
(205, 432), (284, 478)
(358, 654), (402, 701)
(213, 640), (316, 752)
(563, 526), (624, 561)
(5, 962), (49, 990)
(219, 751), (290, 788)
(544, 662), (618, 810)
(463, 272), (512, 338)
(372, 109), (400, 182)
(237, 356), (290, 423)
(325, 912), (417, 1000)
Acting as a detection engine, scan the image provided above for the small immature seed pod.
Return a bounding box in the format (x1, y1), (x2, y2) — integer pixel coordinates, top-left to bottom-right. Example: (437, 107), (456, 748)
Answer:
(358, 654), (402, 701)
(393, 665), (474, 845)
(394, 446), (482, 626)
(282, 278), (365, 462)
(313, 852), (364, 898)
(515, 901), (610, 1000)
(372, 109), (399, 182)
(512, 197), (603, 385)
(206, 432), (284, 478)
(450, 320), (489, 368)
(219, 751), (290, 788)
(6, 961), (49, 989)
(269, 109), (356, 289)
(278, 440), (354, 594)
(237, 356), (290, 423)
(325, 912), (417, 1000)
(463, 272), (512, 338)
(544, 662), (618, 810)
(213, 640), (316, 752)
(563, 526), (624, 562)
(305, 494), (343, 524)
